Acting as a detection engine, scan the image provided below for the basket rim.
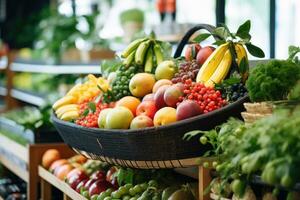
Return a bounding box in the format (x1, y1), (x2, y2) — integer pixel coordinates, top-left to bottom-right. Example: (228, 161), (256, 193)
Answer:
(52, 95), (249, 136)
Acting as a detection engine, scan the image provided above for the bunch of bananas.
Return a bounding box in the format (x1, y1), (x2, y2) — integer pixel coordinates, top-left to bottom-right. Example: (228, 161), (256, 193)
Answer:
(53, 74), (109, 121)
(121, 37), (164, 73)
(196, 42), (248, 87)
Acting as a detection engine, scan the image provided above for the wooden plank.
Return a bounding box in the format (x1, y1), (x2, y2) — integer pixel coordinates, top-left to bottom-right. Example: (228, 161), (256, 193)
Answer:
(199, 166), (212, 200)
(0, 152), (28, 182)
(38, 166), (87, 200)
(0, 130), (28, 163)
(41, 178), (52, 200)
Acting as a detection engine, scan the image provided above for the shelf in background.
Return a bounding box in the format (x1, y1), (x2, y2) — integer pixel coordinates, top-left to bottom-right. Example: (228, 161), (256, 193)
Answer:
(0, 134), (29, 182)
(0, 86), (7, 96)
(11, 60), (101, 74)
(0, 57), (7, 70)
(10, 89), (46, 106)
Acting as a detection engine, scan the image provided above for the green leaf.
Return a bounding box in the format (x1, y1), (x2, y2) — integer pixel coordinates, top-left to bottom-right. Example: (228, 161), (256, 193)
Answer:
(82, 109), (89, 116)
(245, 43), (265, 58)
(236, 20), (251, 39)
(183, 130), (202, 140)
(288, 45), (300, 61)
(213, 40), (226, 46)
(213, 27), (230, 40)
(193, 33), (211, 43)
(88, 102), (96, 113)
(239, 57), (249, 74)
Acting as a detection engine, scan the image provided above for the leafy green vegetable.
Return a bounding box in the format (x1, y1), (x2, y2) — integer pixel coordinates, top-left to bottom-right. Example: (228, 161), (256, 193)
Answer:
(185, 105), (300, 197)
(288, 81), (300, 101)
(246, 59), (300, 102)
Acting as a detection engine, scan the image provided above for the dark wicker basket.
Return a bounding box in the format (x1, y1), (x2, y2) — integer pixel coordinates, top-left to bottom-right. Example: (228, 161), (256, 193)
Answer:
(52, 24), (249, 169)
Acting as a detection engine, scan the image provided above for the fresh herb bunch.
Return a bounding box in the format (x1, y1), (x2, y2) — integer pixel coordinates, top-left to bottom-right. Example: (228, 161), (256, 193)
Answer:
(184, 106), (300, 199)
(102, 64), (143, 102)
(246, 60), (300, 102)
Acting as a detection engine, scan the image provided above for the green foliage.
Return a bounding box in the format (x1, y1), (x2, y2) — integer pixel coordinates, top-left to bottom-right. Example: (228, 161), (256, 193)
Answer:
(120, 8), (144, 25)
(246, 60), (300, 102)
(288, 81), (300, 101)
(185, 106), (300, 197)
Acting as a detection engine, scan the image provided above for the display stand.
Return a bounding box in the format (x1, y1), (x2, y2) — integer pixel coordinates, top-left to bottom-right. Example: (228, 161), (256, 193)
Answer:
(0, 134), (73, 200)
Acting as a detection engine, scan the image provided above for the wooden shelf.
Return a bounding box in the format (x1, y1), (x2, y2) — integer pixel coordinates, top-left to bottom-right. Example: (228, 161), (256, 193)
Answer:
(0, 57), (7, 70)
(11, 62), (101, 74)
(0, 86), (7, 96)
(0, 134), (29, 182)
(39, 166), (87, 200)
(10, 89), (46, 106)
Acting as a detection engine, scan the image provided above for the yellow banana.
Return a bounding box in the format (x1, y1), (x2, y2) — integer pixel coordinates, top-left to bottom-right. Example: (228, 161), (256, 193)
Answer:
(135, 40), (151, 65)
(235, 43), (249, 81)
(196, 42), (229, 83)
(67, 84), (82, 96)
(205, 49), (232, 87)
(153, 44), (164, 65)
(52, 96), (76, 111)
(144, 47), (153, 72)
(121, 38), (147, 58)
(55, 104), (79, 117)
(61, 110), (79, 121)
(123, 51), (135, 67)
(235, 43), (248, 65)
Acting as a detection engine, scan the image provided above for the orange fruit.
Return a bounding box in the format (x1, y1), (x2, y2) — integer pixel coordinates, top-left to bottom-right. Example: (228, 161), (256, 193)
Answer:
(49, 159), (68, 173)
(54, 164), (74, 180)
(68, 155), (87, 164)
(116, 96), (141, 116)
(42, 149), (61, 169)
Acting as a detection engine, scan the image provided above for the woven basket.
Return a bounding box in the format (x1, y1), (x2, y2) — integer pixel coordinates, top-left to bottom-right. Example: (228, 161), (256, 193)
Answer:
(52, 24), (249, 169)
(241, 102), (273, 123)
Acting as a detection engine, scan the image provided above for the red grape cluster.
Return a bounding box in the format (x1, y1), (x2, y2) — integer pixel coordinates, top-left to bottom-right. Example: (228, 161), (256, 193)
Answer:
(76, 100), (110, 128)
(172, 60), (200, 83)
(179, 79), (227, 113)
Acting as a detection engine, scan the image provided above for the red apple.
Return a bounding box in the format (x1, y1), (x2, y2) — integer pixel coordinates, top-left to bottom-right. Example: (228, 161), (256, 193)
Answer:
(76, 179), (89, 193)
(142, 93), (155, 102)
(66, 168), (86, 181)
(154, 85), (170, 109)
(152, 79), (173, 93)
(88, 180), (110, 196)
(164, 84), (184, 107)
(106, 166), (119, 189)
(90, 170), (106, 181)
(130, 115), (154, 129)
(136, 101), (157, 119)
(176, 100), (203, 120)
(185, 43), (202, 61)
(67, 171), (89, 189)
(84, 179), (97, 190)
(196, 46), (215, 65)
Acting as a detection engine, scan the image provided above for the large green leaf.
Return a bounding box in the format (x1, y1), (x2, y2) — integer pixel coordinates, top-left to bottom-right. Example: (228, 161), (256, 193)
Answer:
(245, 43), (265, 58)
(236, 20), (251, 39)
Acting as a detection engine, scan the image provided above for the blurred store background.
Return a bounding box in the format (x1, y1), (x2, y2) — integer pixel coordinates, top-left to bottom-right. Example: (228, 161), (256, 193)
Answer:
(0, 0), (299, 61)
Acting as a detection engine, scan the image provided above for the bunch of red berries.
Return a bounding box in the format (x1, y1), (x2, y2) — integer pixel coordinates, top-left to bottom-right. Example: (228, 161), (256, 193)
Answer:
(75, 100), (110, 128)
(179, 79), (227, 113)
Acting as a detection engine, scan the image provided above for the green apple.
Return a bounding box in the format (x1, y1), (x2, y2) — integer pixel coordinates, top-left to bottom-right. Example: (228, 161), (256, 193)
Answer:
(98, 108), (113, 128)
(155, 60), (177, 80)
(129, 73), (156, 97)
(106, 106), (134, 129)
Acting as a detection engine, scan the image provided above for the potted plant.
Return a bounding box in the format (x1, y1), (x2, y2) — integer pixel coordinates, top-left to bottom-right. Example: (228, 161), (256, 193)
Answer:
(120, 8), (144, 42)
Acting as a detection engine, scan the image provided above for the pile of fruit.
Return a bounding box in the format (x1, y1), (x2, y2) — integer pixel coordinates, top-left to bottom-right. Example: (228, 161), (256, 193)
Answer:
(53, 21), (264, 130)
(42, 149), (198, 200)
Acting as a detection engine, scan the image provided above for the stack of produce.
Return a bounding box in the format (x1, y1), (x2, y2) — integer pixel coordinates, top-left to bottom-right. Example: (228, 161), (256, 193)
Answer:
(52, 20), (263, 130)
(42, 149), (198, 200)
(53, 75), (109, 121)
(0, 176), (26, 200)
